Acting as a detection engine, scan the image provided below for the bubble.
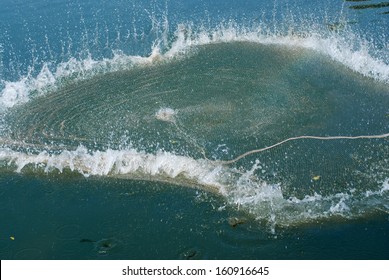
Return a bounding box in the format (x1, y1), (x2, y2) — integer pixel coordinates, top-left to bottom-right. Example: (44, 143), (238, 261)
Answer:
(155, 107), (177, 123)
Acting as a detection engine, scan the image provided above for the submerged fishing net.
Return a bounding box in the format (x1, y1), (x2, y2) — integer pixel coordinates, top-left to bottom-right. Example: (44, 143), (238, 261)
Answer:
(1, 41), (388, 229)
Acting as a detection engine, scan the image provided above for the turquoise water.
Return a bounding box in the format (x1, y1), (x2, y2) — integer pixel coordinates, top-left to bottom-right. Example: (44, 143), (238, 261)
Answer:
(0, 0), (389, 259)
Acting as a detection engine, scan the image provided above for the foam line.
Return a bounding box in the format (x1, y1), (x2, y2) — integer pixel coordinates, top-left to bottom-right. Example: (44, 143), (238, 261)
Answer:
(2, 132), (389, 167)
(1, 134), (388, 227)
(1, 22), (389, 109)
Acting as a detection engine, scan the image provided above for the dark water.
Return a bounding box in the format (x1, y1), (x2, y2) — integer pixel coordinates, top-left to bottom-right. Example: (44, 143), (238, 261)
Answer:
(1, 173), (388, 259)
(0, 0), (389, 259)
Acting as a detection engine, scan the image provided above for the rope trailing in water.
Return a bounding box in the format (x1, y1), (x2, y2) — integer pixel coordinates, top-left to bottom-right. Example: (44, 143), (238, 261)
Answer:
(218, 132), (389, 165)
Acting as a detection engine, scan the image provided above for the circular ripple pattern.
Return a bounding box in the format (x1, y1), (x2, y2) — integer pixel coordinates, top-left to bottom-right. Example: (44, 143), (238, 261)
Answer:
(1, 42), (389, 227)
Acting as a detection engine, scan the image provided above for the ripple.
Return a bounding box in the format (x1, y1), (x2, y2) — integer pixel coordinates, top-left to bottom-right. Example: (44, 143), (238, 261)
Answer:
(94, 238), (121, 256)
(0, 238), (11, 255)
(14, 248), (43, 259)
(55, 224), (82, 241)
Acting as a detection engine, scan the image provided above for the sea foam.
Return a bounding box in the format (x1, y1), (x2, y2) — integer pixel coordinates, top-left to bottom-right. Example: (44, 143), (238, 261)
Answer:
(0, 144), (387, 228)
(1, 22), (388, 110)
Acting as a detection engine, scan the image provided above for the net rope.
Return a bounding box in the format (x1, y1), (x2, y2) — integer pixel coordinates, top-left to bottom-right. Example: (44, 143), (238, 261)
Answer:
(217, 133), (389, 165)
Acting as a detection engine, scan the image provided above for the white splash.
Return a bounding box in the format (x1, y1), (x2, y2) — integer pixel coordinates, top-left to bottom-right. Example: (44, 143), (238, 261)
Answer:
(1, 22), (388, 110)
(0, 50), (159, 109)
(155, 107), (177, 123)
(0, 144), (388, 228)
(0, 146), (226, 193)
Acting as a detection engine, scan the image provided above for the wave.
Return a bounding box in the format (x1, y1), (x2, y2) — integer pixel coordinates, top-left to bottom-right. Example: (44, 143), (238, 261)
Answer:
(0, 144), (388, 230)
(0, 145), (226, 192)
(1, 22), (389, 109)
(0, 50), (159, 109)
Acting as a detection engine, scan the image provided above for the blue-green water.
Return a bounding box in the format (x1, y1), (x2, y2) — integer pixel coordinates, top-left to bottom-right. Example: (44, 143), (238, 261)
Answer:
(0, 0), (389, 259)
(1, 173), (388, 259)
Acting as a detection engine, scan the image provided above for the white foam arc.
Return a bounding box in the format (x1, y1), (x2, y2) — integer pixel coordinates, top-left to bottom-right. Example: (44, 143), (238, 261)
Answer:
(1, 23), (388, 110)
(0, 146), (227, 193)
(0, 145), (388, 228)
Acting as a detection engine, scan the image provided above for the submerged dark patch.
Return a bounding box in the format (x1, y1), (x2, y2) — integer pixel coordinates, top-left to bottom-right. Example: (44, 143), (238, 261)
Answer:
(349, 1), (389, 9)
